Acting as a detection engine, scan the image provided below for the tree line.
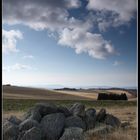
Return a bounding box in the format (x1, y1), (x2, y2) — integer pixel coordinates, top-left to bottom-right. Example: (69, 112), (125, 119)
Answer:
(97, 93), (128, 100)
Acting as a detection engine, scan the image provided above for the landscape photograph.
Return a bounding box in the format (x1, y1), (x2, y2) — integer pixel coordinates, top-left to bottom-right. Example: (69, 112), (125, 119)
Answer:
(2, 0), (137, 140)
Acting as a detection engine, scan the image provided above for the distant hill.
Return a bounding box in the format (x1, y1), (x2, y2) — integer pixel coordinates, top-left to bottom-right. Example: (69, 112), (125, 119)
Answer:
(54, 87), (78, 91)
(2, 85), (92, 100)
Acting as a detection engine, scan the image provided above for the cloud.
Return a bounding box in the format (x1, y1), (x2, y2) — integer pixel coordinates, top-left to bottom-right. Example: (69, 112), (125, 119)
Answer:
(3, 0), (81, 31)
(58, 28), (115, 59)
(23, 55), (34, 59)
(113, 60), (123, 66)
(87, 0), (137, 31)
(66, 0), (81, 8)
(98, 21), (112, 32)
(3, 63), (32, 71)
(87, 0), (136, 22)
(2, 29), (23, 53)
(3, 0), (136, 59)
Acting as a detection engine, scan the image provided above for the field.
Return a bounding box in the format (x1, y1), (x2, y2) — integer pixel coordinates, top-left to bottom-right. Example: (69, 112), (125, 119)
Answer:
(2, 85), (137, 101)
(2, 85), (138, 140)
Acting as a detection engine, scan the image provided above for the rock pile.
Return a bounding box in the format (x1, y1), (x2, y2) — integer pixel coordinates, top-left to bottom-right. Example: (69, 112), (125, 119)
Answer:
(3, 102), (122, 140)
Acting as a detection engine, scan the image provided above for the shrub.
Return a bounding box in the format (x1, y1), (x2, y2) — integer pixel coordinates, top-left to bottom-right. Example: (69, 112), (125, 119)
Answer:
(97, 93), (128, 100)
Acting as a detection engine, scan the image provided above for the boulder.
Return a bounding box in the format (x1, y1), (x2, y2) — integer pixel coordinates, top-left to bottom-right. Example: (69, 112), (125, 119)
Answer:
(59, 127), (84, 140)
(40, 113), (65, 140)
(65, 116), (86, 130)
(19, 119), (40, 131)
(85, 108), (96, 117)
(3, 123), (19, 140)
(69, 103), (85, 117)
(104, 114), (121, 128)
(8, 115), (22, 125)
(3, 120), (14, 130)
(121, 121), (130, 129)
(33, 103), (58, 117)
(57, 106), (72, 117)
(17, 131), (26, 140)
(84, 108), (96, 130)
(21, 107), (34, 121)
(20, 127), (42, 140)
(21, 103), (58, 121)
(3, 118), (8, 125)
(3, 103), (122, 140)
(29, 110), (42, 123)
(96, 108), (106, 122)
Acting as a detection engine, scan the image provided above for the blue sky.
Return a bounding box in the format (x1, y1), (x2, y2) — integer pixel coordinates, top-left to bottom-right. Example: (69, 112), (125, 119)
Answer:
(2, 0), (137, 88)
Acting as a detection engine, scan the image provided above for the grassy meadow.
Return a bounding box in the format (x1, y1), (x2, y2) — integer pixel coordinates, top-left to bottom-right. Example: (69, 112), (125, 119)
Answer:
(2, 85), (138, 140)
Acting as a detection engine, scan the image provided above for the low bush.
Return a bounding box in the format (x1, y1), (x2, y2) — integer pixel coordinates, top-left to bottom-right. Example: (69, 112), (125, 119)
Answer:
(97, 93), (128, 100)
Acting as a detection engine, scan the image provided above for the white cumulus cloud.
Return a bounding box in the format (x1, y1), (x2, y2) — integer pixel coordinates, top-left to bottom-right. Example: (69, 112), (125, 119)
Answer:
(87, 0), (136, 22)
(58, 28), (115, 59)
(87, 0), (137, 31)
(3, 0), (81, 31)
(2, 29), (23, 54)
(2, 0), (137, 59)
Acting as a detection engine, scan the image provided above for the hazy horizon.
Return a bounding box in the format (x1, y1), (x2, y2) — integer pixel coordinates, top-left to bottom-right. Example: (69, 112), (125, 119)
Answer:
(2, 83), (137, 90)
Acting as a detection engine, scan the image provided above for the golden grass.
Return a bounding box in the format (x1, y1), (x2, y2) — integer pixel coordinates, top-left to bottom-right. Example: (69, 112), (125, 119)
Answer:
(3, 86), (92, 100)
(55, 90), (98, 100)
(3, 86), (136, 101)
(85, 128), (137, 140)
(96, 106), (137, 128)
(3, 111), (24, 119)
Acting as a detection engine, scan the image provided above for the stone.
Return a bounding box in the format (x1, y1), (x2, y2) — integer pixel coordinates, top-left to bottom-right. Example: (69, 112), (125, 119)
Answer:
(65, 116), (86, 130)
(17, 131), (26, 140)
(21, 107), (34, 121)
(33, 103), (58, 117)
(84, 108), (97, 130)
(84, 116), (96, 130)
(96, 108), (106, 122)
(3, 118), (9, 126)
(21, 103), (58, 121)
(3, 103), (122, 140)
(19, 119), (40, 131)
(20, 127), (42, 140)
(59, 127), (84, 140)
(8, 115), (22, 125)
(40, 113), (65, 140)
(57, 106), (71, 117)
(104, 114), (121, 128)
(3, 123), (19, 140)
(3, 120), (13, 130)
(29, 110), (42, 123)
(121, 122), (130, 129)
(85, 108), (96, 117)
(69, 103), (85, 117)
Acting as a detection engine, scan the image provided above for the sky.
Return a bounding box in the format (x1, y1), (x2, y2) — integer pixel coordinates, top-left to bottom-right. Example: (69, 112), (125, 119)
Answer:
(2, 0), (137, 88)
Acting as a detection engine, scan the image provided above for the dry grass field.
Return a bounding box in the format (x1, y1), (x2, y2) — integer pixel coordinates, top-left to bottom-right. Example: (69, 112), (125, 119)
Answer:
(2, 85), (138, 140)
(2, 85), (137, 101)
(3, 86), (92, 100)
